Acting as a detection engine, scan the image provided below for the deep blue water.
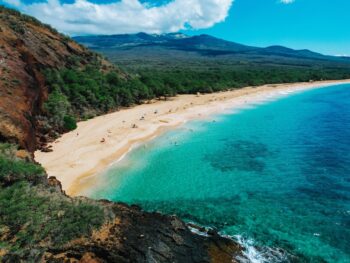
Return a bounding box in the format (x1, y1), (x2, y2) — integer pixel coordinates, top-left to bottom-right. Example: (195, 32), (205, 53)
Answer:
(89, 84), (350, 262)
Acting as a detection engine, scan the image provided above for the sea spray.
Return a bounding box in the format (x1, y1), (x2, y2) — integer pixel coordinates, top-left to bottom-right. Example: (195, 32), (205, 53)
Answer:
(188, 224), (291, 263)
(234, 235), (290, 263)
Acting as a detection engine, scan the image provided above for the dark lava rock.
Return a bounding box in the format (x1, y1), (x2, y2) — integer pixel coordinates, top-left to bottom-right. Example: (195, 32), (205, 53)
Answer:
(41, 201), (243, 263)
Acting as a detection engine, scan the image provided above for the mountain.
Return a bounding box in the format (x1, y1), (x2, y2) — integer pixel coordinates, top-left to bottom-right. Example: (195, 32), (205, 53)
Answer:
(74, 33), (254, 53)
(74, 32), (348, 63)
(74, 32), (189, 48)
(73, 32), (350, 96)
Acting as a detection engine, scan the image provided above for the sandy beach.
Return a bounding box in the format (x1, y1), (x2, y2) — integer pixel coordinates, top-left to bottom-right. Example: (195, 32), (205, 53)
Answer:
(34, 79), (350, 196)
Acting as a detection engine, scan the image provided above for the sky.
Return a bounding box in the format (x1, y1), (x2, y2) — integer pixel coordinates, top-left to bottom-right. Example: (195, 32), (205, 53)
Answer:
(1, 0), (349, 55)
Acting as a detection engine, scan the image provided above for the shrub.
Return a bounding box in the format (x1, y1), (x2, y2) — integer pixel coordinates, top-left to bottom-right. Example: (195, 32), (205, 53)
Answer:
(0, 182), (105, 249)
(9, 20), (25, 34)
(0, 157), (44, 184)
(0, 143), (105, 252)
(63, 115), (77, 131)
(0, 144), (44, 185)
(44, 89), (71, 128)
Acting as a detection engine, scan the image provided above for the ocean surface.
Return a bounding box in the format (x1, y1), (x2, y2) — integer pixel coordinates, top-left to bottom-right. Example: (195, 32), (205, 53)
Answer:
(89, 84), (350, 262)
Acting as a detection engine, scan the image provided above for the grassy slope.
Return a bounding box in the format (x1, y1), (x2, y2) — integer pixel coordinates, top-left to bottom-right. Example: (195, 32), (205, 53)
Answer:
(0, 143), (105, 259)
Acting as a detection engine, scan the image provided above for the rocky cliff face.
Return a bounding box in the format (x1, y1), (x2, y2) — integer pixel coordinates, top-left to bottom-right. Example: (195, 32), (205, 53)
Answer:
(0, 7), (112, 151)
(1, 172), (243, 263)
(43, 196), (243, 263)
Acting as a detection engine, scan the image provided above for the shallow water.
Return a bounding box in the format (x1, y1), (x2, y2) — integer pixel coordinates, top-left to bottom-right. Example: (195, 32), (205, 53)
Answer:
(89, 84), (350, 262)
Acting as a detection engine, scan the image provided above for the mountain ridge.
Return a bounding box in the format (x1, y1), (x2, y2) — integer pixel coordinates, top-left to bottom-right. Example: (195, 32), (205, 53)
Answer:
(73, 32), (350, 93)
(73, 32), (347, 62)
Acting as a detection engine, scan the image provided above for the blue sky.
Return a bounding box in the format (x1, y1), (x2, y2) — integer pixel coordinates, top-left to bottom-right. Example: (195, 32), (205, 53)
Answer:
(189, 0), (350, 56)
(1, 0), (349, 55)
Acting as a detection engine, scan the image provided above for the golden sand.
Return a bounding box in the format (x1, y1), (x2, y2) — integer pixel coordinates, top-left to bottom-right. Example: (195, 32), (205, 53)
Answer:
(34, 79), (350, 196)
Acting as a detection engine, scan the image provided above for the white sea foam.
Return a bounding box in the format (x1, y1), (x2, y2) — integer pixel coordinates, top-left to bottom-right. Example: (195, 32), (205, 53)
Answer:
(234, 235), (290, 263)
(188, 226), (291, 263)
(188, 226), (209, 237)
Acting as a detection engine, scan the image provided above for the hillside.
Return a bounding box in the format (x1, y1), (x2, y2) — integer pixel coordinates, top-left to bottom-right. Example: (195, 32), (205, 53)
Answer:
(0, 6), (116, 151)
(74, 33), (350, 92)
(0, 6), (243, 262)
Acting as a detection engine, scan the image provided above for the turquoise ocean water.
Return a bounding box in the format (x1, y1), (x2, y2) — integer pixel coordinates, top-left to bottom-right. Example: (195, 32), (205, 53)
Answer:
(89, 84), (350, 262)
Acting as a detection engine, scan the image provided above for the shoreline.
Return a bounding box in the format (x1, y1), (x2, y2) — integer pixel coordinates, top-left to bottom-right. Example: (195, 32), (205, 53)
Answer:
(34, 79), (350, 196)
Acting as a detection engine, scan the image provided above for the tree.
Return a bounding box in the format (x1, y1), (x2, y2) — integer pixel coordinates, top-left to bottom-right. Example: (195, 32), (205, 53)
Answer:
(44, 89), (71, 128)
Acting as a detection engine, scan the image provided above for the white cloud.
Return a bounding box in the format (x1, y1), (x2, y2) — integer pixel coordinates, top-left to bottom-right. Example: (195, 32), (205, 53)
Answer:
(7, 0), (234, 36)
(280, 0), (295, 4)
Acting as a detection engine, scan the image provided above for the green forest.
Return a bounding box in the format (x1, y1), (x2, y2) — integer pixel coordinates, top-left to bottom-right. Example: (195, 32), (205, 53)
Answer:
(43, 64), (350, 133)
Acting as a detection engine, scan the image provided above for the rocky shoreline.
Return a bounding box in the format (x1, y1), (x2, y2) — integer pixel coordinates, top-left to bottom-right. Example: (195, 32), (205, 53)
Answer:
(0, 146), (244, 263)
(36, 177), (244, 263)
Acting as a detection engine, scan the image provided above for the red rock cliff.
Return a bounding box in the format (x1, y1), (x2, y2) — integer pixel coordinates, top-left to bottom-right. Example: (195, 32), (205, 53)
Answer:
(0, 7), (110, 151)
